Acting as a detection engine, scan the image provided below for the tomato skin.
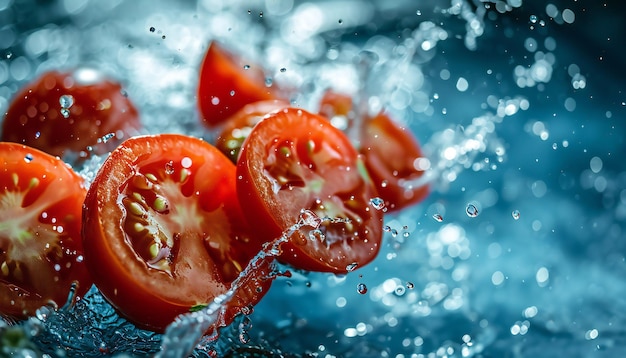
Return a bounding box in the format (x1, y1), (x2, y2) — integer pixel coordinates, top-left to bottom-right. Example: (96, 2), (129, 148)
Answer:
(360, 111), (429, 211)
(318, 90), (429, 212)
(0, 143), (91, 320)
(236, 108), (383, 273)
(1, 69), (142, 159)
(82, 134), (271, 332)
(215, 100), (289, 163)
(197, 41), (278, 128)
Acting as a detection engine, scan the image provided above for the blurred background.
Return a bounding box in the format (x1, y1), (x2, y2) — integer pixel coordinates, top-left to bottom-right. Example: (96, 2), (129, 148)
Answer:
(1, 0), (626, 357)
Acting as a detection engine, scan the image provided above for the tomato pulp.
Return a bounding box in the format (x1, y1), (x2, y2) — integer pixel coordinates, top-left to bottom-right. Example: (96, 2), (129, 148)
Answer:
(81, 134), (271, 332)
(0, 143), (91, 319)
(237, 108), (384, 273)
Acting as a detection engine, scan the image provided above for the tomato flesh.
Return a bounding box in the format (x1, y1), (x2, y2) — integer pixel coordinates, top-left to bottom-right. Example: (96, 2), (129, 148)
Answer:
(237, 108), (383, 273)
(82, 134), (271, 332)
(0, 143), (91, 320)
(215, 100), (289, 163)
(319, 89), (429, 211)
(1, 69), (142, 159)
(197, 41), (278, 128)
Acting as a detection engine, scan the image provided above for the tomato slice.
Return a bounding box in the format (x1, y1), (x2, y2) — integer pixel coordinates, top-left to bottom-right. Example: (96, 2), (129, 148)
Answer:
(236, 108), (383, 273)
(319, 89), (429, 211)
(0, 143), (91, 320)
(81, 134), (271, 332)
(197, 41), (279, 128)
(360, 111), (429, 211)
(1, 69), (142, 159)
(215, 100), (289, 163)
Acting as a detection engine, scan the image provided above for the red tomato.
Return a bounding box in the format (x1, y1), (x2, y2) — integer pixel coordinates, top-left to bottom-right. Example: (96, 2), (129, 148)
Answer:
(81, 134), (271, 332)
(236, 108), (383, 274)
(1, 69), (142, 159)
(360, 111), (429, 211)
(215, 100), (289, 163)
(319, 89), (429, 211)
(197, 41), (279, 128)
(0, 143), (91, 320)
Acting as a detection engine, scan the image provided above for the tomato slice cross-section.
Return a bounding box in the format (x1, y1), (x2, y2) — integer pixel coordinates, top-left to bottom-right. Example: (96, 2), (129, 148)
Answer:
(236, 108), (384, 273)
(0, 143), (91, 320)
(81, 134), (271, 332)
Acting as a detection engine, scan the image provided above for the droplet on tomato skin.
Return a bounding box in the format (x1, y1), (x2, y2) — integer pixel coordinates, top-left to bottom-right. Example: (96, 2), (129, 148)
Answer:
(369, 197), (385, 210)
(164, 160), (175, 175)
(309, 228), (326, 243)
(357, 283), (368, 294)
(346, 262), (358, 272)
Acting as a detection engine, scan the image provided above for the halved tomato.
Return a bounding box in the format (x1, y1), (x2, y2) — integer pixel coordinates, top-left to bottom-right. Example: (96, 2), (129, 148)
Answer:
(1, 69), (142, 159)
(215, 100), (289, 163)
(236, 108), (383, 274)
(318, 89), (429, 211)
(81, 134), (271, 332)
(0, 143), (91, 320)
(197, 41), (279, 128)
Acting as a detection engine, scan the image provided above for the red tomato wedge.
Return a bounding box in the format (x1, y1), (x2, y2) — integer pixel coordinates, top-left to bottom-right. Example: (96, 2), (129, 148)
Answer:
(215, 100), (289, 163)
(319, 90), (429, 211)
(1, 69), (142, 159)
(197, 41), (279, 128)
(0, 143), (91, 320)
(236, 108), (383, 273)
(81, 134), (271, 332)
(360, 111), (429, 211)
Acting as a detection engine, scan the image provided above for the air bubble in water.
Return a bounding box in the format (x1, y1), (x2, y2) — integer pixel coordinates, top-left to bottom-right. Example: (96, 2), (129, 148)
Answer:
(369, 197), (385, 210)
(466, 204), (479, 217)
(529, 15), (538, 23)
(24, 153), (34, 163)
(512, 210), (521, 220)
(433, 213), (444, 222)
(60, 108), (71, 118)
(357, 283), (368, 294)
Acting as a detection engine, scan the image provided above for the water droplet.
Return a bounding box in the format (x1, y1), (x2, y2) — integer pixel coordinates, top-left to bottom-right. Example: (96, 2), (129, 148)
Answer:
(395, 286), (406, 296)
(259, 11), (263, 17)
(35, 131), (41, 139)
(357, 283), (368, 294)
(243, 64), (250, 70)
(338, 19), (343, 24)
(466, 204), (479, 217)
(383, 225), (391, 232)
(346, 262), (358, 272)
(309, 229), (326, 243)
(165, 160), (175, 174)
(59, 94), (74, 109)
(402, 231), (410, 238)
(369, 197), (385, 210)
(60, 108), (70, 118)
(299, 209), (321, 228)
(529, 15), (538, 23)
(512, 210), (521, 220)
(265, 77), (273, 87)
(433, 213), (444, 222)
(406, 282), (415, 289)
(149, 26), (156, 32)
(24, 153), (34, 163)
(97, 133), (115, 144)
(280, 67), (287, 73)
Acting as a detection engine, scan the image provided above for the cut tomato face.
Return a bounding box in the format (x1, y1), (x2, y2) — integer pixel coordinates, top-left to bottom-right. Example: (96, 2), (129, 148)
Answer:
(197, 41), (279, 128)
(81, 134), (271, 332)
(215, 100), (289, 163)
(236, 108), (383, 273)
(360, 111), (429, 211)
(1, 69), (142, 159)
(319, 89), (429, 212)
(0, 143), (91, 320)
